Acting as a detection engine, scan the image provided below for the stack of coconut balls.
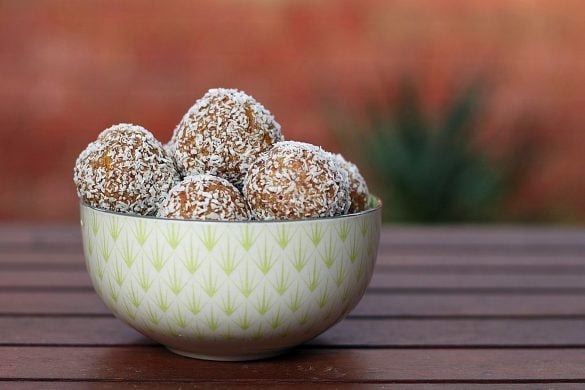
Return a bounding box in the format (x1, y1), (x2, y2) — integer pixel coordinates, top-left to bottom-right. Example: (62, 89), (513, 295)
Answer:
(73, 88), (369, 221)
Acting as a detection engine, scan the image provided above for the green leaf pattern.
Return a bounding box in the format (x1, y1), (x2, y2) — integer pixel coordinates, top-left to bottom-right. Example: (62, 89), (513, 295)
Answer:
(80, 204), (380, 356)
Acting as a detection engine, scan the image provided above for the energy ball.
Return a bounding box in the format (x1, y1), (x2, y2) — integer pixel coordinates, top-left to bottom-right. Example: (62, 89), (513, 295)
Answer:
(333, 154), (369, 213)
(163, 140), (175, 157)
(172, 88), (283, 187)
(73, 123), (179, 216)
(157, 174), (251, 221)
(97, 124), (160, 146)
(243, 141), (351, 220)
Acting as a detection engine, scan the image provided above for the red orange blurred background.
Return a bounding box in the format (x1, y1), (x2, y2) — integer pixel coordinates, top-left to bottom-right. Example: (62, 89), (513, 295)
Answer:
(1, 0), (584, 222)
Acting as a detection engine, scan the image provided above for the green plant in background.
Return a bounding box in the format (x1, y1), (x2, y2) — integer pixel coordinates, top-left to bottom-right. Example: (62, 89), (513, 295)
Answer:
(334, 79), (528, 222)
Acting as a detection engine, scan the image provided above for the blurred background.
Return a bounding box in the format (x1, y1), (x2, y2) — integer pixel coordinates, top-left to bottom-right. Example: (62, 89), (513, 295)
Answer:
(1, 0), (583, 223)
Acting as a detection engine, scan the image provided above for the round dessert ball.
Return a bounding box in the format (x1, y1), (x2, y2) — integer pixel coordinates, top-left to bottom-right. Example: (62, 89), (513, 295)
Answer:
(157, 174), (251, 221)
(73, 123), (180, 216)
(172, 88), (283, 187)
(97, 124), (161, 146)
(333, 154), (369, 213)
(243, 141), (351, 220)
(163, 140), (175, 157)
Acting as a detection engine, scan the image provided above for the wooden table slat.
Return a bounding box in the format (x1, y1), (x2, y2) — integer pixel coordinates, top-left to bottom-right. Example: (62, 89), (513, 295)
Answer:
(376, 253), (585, 267)
(3, 248), (585, 269)
(5, 317), (585, 348)
(5, 290), (585, 318)
(3, 225), (585, 385)
(5, 347), (585, 382)
(7, 383), (585, 389)
(6, 269), (585, 291)
(2, 225), (585, 249)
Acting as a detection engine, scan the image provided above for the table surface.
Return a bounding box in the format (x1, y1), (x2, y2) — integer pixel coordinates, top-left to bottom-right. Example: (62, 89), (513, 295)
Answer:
(3, 225), (585, 388)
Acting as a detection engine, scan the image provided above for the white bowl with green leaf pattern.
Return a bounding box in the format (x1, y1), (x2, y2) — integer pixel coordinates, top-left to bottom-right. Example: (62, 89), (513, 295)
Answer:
(80, 198), (381, 361)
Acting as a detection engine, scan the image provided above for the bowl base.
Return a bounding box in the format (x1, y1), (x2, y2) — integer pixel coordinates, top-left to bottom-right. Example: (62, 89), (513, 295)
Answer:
(166, 347), (288, 361)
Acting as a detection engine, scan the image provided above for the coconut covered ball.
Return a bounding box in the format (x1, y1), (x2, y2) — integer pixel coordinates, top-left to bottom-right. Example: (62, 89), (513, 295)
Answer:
(243, 141), (351, 220)
(73, 123), (180, 216)
(157, 174), (251, 221)
(172, 88), (283, 187)
(163, 140), (175, 158)
(333, 154), (369, 213)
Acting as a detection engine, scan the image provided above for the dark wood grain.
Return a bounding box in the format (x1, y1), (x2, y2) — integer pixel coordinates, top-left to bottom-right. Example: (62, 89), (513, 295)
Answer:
(5, 290), (585, 317)
(0, 384), (392, 390)
(376, 252), (585, 267)
(5, 269), (585, 291)
(349, 294), (585, 317)
(8, 383), (585, 389)
(4, 347), (585, 382)
(0, 225), (81, 248)
(0, 291), (107, 314)
(2, 224), (585, 250)
(0, 270), (91, 289)
(2, 224), (584, 245)
(0, 252), (85, 268)
(378, 227), (585, 247)
(5, 317), (585, 348)
(3, 225), (585, 386)
(3, 251), (585, 269)
(370, 273), (585, 290)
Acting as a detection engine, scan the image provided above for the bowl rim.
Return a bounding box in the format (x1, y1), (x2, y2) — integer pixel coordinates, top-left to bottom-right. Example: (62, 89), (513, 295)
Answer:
(80, 196), (382, 224)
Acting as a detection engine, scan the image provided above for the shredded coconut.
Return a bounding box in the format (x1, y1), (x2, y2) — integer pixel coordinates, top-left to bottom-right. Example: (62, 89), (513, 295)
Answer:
(243, 141), (351, 220)
(332, 153), (369, 213)
(73, 123), (180, 216)
(172, 88), (283, 187)
(157, 174), (251, 221)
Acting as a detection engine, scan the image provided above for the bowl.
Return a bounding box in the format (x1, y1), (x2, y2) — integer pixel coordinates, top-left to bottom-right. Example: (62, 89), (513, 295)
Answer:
(80, 198), (381, 361)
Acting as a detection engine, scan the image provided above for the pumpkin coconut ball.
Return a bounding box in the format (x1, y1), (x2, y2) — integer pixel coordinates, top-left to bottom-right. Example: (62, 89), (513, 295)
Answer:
(332, 153), (369, 213)
(73, 123), (180, 216)
(157, 174), (251, 221)
(171, 88), (284, 187)
(73, 89), (371, 221)
(243, 141), (351, 220)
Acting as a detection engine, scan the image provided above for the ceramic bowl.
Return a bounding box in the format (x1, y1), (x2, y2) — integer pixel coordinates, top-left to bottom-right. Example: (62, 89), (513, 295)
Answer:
(80, 198), (381, 361)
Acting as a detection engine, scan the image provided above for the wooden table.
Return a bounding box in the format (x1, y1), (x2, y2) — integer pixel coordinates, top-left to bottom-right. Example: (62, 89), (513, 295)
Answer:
(3, 225), (585, 388)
